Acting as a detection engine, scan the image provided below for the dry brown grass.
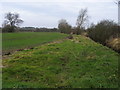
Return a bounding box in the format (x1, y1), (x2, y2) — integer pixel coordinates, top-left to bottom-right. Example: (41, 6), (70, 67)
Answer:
(106, 37), (120, 52)
(81, 32), (88, 37)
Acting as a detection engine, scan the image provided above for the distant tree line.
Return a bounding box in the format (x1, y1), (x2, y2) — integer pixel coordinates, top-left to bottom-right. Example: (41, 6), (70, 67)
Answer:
(18, 27), (59, 32)
(2, 12), (59, 33)
(2, 26), (59, 33)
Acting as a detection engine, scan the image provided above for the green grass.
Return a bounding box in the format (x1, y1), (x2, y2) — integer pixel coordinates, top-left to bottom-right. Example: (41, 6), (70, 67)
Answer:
(2, 35), (119, 88)
(2, 32), (67, 54)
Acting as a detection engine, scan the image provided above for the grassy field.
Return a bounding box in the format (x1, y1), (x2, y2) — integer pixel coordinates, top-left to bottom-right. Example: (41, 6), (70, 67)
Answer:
(2, 32), (68, 54)
(2, 35), (119, 88)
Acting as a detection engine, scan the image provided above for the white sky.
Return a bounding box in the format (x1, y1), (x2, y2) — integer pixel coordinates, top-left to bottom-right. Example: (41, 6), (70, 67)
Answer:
(0, 0), (118, 28)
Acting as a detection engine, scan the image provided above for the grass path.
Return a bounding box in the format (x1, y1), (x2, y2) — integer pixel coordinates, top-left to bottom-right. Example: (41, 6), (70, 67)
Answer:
(3, 35), (119, 88)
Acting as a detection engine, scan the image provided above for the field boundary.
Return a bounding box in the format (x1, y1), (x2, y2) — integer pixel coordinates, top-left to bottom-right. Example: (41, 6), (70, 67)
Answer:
(2, 36), (68, 58)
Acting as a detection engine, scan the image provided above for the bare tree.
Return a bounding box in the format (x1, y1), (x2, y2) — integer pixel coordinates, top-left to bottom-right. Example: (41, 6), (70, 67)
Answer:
(76, 8), (89, 29)
(3, 12), (23, 27)
(2, 12), (23, 32)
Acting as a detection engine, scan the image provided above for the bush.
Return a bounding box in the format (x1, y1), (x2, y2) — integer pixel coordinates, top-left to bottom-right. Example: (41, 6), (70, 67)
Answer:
(2, 25), (16, 33)
(87, 20), (120, 45)
(72, 27), (85, 35)
(58, 19), (72, 34)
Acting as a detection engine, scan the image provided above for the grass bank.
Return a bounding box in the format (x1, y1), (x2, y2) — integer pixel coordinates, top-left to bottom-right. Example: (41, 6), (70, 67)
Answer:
(3, 35), (119, 88)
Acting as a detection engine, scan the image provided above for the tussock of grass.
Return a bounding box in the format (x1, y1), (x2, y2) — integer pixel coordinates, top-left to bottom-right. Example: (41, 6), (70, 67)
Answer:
(3, 35), (119, 88)
(106, 37), (120, 52)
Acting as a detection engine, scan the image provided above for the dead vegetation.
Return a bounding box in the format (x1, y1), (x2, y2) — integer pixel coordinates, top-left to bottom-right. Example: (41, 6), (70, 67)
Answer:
(106, 37), (120, 53)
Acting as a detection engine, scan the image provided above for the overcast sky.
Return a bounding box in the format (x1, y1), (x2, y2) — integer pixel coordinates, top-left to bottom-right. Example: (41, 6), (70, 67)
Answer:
(0, 0), (118, 28)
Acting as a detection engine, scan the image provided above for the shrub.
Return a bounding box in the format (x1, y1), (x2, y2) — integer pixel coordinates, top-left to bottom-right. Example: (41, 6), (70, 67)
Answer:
(87, 20), (120, 45)
(2, 25), (16, 33)
(58, 19), (72, 34)
(72, 27), (85, 35)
